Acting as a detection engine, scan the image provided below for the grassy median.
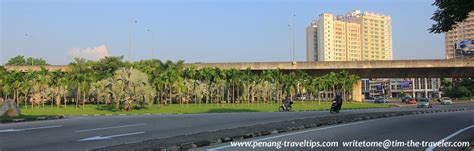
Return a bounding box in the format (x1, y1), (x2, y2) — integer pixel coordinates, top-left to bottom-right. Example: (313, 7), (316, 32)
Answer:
(15, 102), (392, 116)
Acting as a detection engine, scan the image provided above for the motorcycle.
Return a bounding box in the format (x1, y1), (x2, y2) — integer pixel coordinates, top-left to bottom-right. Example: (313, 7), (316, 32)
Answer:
(330, 100), (341, 113)
(279, 103), (292, 112)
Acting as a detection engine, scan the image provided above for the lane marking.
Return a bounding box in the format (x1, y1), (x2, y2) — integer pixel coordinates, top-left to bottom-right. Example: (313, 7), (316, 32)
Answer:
(425, 124), (474, 151)
(207, 121), (368, 151)
(0, 125), (62, 133)
(74, 123), (147, 132)
(78, 131), (145, 141)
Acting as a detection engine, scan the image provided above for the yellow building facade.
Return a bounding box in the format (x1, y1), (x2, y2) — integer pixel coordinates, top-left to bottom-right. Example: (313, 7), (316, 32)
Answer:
(306, 10), (392, 61)
(445, 11), (474, 59)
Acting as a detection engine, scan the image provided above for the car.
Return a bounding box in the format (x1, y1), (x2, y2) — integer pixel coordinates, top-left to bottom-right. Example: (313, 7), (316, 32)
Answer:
(439, 97), (452, 105)
(365, 97), (375, 102)
(417, 98), (432, 108)
(406, 98), (417, 104)
(401, 96), (411, 103)
(374, 97), (389, 103)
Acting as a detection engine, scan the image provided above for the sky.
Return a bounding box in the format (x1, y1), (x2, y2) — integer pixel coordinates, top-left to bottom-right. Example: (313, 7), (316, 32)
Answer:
(1, 0), (444, 65)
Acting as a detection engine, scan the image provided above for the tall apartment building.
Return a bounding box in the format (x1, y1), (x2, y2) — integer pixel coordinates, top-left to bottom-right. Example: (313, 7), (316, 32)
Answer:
(306, 10), (392, 61)
(306, 10), (439, 99)
(445, 11), (474, 59)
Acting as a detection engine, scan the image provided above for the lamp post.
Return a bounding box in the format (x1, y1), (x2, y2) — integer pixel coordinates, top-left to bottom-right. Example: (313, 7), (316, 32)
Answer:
(128, 20), (138, 62)
(25, 33), (34, 66)
(292, 14), (296, 62)
(288, 24), (292, 62)
(147, 29), (155, 59)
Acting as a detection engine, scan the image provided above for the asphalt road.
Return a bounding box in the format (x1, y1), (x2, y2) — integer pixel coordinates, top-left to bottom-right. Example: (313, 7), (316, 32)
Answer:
(204, 109), (474, 151)
(0, 103), (473, 151)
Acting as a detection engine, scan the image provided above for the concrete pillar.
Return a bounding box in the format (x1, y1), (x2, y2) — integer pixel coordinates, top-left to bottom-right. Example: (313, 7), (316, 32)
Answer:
(413, 78), (417, 98)
(424, 78), (429, 98)
(352, 80), (362, 102)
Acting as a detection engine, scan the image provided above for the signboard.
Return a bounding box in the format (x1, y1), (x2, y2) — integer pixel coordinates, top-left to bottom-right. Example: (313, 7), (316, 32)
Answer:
(374, 85), (383, 92)
(400, 80), (412, 89)
(454, 40), (474, 58)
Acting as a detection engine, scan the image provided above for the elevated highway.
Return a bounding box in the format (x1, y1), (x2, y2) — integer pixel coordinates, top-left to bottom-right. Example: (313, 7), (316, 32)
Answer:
(4, 59), (474, 78)
(190, 59), (474, 78)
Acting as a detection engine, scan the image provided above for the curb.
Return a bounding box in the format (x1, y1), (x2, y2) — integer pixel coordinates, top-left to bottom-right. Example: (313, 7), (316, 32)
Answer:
(0, 115), (64, 124)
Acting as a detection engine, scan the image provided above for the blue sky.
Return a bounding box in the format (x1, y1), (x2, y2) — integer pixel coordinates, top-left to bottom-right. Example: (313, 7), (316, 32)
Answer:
(1, 0), (444, 64)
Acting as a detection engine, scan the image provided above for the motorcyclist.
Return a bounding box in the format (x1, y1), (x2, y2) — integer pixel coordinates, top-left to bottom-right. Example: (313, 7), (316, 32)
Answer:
(331, 93), (343, 113)
(282, 96), (293, 111)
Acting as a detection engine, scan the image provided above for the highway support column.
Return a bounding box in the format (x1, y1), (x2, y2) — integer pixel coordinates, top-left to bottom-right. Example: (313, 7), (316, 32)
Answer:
(352, 80), (362, 102)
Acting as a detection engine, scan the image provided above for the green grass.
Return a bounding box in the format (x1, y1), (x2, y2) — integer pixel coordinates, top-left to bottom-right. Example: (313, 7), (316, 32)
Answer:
(16, 101), (392, 116)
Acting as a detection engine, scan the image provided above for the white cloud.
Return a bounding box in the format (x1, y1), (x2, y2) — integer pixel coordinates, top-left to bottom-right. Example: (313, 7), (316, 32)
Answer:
(69, 44), (109, 60)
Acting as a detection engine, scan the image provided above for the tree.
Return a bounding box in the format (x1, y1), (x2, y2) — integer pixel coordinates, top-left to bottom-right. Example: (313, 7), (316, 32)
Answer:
(0, 66), (6, 102)
(37, 67), (51, 109)
(430, 0), (474, 33)
(49, 70), (64, 108)
(20, 70), (37, 109)
(6, 56), (26, 65)
(57, 74), (70, 108)
(91, 56), (126, 80)
(3, 71), (24, 105)
(26, 57), (48, 66)
(98, 68), (155, 111)
(68, 58), (91, 108)
(5, 55), (49, 66)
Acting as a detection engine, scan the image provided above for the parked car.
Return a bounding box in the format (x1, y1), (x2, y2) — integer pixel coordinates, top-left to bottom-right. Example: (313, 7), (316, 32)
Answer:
(365, 97), (375, 102)
(295, 94), (307, 101)
(417, 98), (432, 108)
(401, 96), (411, 103)
(406, 98), (417, 104)
(374, 97), (389, 103)
(439, 97), (452, 105)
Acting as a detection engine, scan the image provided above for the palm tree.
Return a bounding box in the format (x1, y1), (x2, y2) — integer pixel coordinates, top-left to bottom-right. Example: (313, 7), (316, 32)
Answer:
(0, 66), (6, 102)
(226, 69), (237, 104)
(69, 58), (90, 109)
(49, 70), (63, 108)
(57, 75), (70, 108)
(36, 67), (51, 109)
(8, 71), (23, 106)
(199, 67), (216, 104)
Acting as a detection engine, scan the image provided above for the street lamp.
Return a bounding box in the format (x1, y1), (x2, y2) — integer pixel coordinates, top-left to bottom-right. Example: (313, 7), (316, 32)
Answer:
(288, 24), (292, 62)
(128, 20), (138, 62)
(25, 33), (34, 66)
(146, 29), (155, 59)
(292, 14), (296, 63)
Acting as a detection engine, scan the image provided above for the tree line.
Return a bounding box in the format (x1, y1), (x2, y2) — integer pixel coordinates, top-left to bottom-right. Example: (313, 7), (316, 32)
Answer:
(0, 56), (360, 111)
(441, 78), (474, 99)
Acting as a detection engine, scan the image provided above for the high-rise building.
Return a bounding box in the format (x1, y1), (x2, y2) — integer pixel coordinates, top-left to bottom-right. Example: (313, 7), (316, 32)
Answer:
(306, 10), (392, 61)
(445, 11), (474, 59)
(306, 10), (439, 99)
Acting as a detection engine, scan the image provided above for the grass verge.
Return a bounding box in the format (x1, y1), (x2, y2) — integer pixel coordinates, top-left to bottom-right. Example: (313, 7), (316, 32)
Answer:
(15, 101), (392, 116)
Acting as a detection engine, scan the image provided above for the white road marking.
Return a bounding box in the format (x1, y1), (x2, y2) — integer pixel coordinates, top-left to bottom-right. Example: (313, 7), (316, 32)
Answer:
(425, 124), (474, 151)
(78, 131), (145, 141)
(207, 121), (368, 151)
(0, 125), (62, 133)
(74, 123), (147, 132)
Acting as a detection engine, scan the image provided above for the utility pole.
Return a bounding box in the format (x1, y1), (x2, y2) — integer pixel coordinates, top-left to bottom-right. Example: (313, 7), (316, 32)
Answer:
(292, 14), (296, 62)
(288, 24), (292, 62)
(25, 33), (34, 66)
(147, 29), (155, 59)
(128, 20), (138, 62)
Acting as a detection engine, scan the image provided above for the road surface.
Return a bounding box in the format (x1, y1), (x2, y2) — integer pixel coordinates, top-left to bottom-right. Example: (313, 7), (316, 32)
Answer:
(204, 109), (474, 151)
(0, 104), (473, 151)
